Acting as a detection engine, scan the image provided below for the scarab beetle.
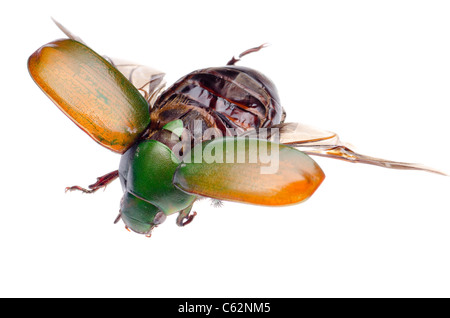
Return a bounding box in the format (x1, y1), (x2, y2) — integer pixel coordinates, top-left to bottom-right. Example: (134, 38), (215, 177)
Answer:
(28, 21), (446, 237)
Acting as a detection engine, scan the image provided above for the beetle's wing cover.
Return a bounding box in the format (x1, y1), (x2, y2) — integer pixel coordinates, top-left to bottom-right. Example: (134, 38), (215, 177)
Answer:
(173, 137), (325, 206)
(28, 39), (150, 153)
(52, 18), (166, 106)
(257, 122), (446, 176)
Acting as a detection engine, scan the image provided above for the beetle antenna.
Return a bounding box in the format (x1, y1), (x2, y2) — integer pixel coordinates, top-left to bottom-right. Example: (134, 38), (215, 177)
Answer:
(181, 211), (197, 226)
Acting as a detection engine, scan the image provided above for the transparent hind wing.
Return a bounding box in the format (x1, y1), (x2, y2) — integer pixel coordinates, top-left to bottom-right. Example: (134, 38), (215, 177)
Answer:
(242, 122), (341, 148)
(301, 143), (448, 176)
(245, 122), (447, 176)
(104, 58), (166, 107)
(52, 18), (166, 106)
(274, 122), (340, 146)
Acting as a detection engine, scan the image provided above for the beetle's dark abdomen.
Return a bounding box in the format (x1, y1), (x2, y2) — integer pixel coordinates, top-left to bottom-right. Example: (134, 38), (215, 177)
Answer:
(150, 66), (285, 137)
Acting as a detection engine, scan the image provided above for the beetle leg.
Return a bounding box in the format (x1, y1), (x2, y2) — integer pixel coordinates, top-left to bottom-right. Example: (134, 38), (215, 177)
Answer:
(65, 170), (119, 193)
(181, 211), (197, 227)
(176, 203), (197, 227)
(226, 43), (268, 65)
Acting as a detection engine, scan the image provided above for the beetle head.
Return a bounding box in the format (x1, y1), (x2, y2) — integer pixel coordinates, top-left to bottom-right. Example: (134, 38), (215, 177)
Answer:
(119, 192), (167, 236)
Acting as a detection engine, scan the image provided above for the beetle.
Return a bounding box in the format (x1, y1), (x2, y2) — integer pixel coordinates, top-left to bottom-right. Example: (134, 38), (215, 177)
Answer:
(28, 21), (446, 237)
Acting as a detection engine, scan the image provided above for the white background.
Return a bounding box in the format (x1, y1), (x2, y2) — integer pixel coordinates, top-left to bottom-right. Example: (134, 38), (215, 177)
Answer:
(1, 0), (449, 297)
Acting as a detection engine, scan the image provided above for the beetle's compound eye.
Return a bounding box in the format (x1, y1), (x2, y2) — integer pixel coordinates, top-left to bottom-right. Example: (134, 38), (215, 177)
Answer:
(153, 211), (167, 225)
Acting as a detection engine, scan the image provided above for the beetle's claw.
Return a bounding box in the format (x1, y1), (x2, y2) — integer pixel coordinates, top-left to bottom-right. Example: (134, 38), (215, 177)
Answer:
(181, 211), (197, 227)
(176, 203), (197, 227)
(65, 185), (94, 193)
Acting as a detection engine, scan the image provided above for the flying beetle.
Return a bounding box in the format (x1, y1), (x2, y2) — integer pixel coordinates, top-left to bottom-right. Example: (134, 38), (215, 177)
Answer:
(28, 21), (446, 237)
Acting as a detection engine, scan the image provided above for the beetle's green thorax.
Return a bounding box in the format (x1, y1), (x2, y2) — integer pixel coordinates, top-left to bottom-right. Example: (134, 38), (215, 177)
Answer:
(118, 136), (196, 234)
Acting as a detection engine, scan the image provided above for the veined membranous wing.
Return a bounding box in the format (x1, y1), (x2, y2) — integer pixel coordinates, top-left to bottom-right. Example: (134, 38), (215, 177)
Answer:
(243, 122), (447, 176)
